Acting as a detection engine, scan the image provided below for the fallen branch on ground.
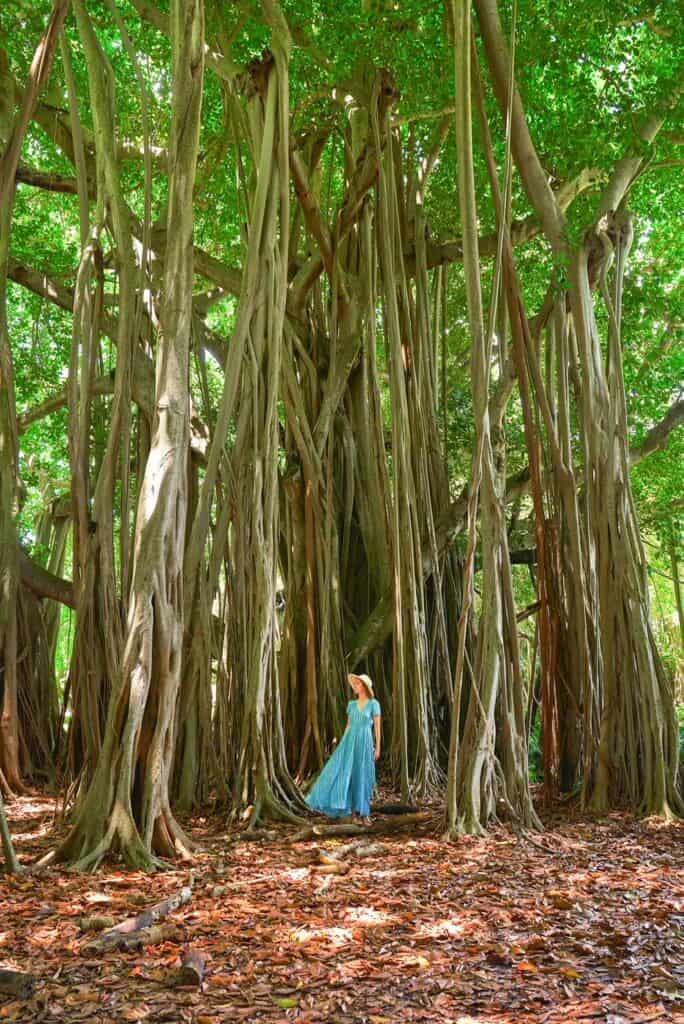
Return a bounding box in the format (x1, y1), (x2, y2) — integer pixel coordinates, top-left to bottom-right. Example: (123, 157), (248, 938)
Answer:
(79, 914), (116, 933)
(291, 811), (433, 842)
(86, 922), (183, 952)
(371, 802), (420, 815)
(87, 886), (192, 950)
(311, 858), (349, 875)
(0, 969), (35, 998)
(171, 949), (206, 987)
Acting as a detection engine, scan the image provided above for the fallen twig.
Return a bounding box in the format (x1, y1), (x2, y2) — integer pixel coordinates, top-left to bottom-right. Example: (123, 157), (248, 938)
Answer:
(174, 949), (206, 987)
(0, 968), (35, 998)
(88, 886), (192, 950)
(86, 922), (183, 952)
(311, 860), (349, 875)
(371, 802), (420, 815)
(79, 914), (116, 933)
(292, 811), (432, 842)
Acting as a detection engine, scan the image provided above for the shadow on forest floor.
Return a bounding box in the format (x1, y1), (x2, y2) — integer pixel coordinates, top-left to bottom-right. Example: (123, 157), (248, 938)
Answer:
(1, 793), (682, 1023)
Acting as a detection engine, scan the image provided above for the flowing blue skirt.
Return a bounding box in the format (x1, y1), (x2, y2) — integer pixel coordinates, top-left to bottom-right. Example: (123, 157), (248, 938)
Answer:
(305, 721), (376, 817)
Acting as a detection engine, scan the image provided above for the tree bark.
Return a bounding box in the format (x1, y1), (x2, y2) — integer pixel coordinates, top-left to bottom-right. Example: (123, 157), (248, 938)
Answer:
(670, 531), (684, 660)
(0, 2), (68, 794)
(53, 0), (205, 869)
(0, 788), (20, 872)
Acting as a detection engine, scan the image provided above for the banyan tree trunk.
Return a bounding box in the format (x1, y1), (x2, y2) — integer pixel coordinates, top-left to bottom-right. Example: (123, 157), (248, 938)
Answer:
(0, 3), (68, 794)
(52, 0), (205, 870)
(474, 0), (682, 817)
(0, 204), (23, 795)
(568, 218), (682, 815)
(64, 1), (137, 791)
(0, 787), (20, 873)
(227, 24), (303, 823)
(446, 0), (537, 835)
(375, 119), (439, 798)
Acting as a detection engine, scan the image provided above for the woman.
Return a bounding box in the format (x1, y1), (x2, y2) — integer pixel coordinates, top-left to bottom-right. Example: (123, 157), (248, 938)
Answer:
(305, 673), (381, 823)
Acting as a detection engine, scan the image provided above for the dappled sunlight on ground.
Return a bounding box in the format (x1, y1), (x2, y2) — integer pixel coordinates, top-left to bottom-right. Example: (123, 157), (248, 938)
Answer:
(414, 917), (467, 940)
(343, 905), (397, 929)
(291, 925), (355, 948)
(1, 795), (682, 1022)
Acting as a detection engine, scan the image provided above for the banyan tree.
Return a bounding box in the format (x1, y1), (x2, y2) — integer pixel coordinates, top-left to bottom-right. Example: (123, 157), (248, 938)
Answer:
(0, 0), (682, 867)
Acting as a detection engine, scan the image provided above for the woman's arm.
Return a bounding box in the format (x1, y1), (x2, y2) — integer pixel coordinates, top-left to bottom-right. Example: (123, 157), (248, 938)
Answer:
(373, 713), (381, 760)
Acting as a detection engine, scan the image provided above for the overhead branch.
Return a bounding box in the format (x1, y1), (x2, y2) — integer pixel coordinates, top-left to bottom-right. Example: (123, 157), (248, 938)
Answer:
(0, 0), (70, 209)
(409, 166), (603, 273)
(629, 397), (684, 465)
(473, 0), (565, 250)
(11, 78), (166, 175)
(7, 258), (75, 313)
(596, 63), (684, 216)
(18, 549), (75, 608)
(505, 396), (684, 502)
(15, 163), (95, 197)
(19, 375), (115, 433)
(10, 243), (232, 326)
(394, 104), (456, 126)
(128, 0), (239, 81)
(189, 245), (243, 297)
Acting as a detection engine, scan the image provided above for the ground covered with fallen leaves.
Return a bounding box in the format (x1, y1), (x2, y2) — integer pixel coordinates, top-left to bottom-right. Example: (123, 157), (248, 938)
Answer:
(1, 794), (682, 1024)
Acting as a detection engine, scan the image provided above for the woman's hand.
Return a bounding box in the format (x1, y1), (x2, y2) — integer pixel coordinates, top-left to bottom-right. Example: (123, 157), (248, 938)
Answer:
(374, 747), (380, 761)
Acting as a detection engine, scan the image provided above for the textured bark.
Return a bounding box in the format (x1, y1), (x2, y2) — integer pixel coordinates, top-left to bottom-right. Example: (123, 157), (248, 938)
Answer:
(475, 0), (682, 819)
(0, 4), (68, 794)
(670, 533), (684, 660)
(62, 1), (140, 789)
(0, 788), (20, 872)
(227, 21), (303, 824)
(569, 220), (681, 815)
(53, 0), (205, 869)
(445, 0), (537, 835)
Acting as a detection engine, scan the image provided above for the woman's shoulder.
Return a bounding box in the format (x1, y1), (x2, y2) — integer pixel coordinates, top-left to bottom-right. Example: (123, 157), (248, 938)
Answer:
(371, 698), (381, 715)
(347, 698), (356, 712)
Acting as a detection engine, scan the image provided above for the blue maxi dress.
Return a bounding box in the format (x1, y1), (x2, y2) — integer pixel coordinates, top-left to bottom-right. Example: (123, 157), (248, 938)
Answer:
(305, 698), (381, 817)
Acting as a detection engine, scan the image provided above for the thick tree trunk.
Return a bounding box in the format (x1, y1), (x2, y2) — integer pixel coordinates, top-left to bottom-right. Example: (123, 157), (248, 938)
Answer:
(568, 223), (682, 816)
(228, 24), (303, 824)
(0, 788), (20, 873)
(0, 1), (68, 795)
(475, 0), (682, 819)
(446, 0), (537, 835)
(63, 2), (138, 790)
(52, 0), (205, 870)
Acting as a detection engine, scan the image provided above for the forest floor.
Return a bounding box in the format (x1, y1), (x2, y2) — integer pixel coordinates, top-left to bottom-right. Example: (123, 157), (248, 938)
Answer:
(0, 793), (682, 1024)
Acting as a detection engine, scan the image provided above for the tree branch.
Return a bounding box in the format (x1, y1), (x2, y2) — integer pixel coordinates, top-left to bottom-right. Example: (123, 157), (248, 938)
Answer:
(473, 0), (565, 250)
(0, 0), (70, 209)
(410, 167), (603, 273)
(18, 549), (75, 608)
(15, 162), (95, 197)
(630, 397), (684, 466)
(19, 376), (115, 433)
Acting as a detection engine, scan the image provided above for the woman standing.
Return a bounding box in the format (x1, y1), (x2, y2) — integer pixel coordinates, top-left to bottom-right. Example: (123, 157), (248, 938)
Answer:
(305, 674), (381, 822)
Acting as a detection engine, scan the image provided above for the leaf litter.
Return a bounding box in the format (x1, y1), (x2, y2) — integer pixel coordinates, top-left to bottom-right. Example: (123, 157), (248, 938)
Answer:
(0, 795), (682, 1023)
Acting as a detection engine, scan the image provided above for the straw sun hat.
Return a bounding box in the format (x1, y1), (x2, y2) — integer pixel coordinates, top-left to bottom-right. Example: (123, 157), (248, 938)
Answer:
(349, 672), (375, 697)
